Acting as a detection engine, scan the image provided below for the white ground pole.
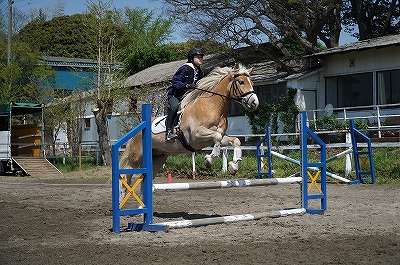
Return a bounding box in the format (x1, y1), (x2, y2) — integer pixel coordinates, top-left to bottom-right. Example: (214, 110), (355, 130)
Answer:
(158, 208), (306, 229)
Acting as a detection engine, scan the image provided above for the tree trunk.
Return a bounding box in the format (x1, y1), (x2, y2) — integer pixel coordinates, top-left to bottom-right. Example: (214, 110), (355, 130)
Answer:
(93, 99), (112, 166)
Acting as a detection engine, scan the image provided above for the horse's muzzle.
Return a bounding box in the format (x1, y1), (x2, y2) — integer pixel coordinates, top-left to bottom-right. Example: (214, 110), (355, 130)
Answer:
(241, 93), (259, 111)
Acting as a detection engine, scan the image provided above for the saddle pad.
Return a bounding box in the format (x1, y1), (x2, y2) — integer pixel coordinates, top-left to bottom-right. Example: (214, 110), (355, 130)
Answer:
(152, 116), (167, 134)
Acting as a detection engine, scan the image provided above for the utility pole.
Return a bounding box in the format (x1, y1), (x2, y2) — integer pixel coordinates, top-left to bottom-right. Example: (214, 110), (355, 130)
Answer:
(7, 0), (13, 65)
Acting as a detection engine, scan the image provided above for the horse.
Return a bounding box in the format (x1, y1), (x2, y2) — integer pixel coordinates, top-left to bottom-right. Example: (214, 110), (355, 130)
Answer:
(119, 63), (259, 202)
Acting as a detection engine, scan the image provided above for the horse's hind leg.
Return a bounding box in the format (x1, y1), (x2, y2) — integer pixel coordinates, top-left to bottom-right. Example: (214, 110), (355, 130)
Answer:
(220, 135), (242, 174)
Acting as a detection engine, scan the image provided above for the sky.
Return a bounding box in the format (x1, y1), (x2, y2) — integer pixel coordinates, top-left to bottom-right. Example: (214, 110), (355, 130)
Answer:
(5, 0), (357, 45)
(12, 0), (165, 14)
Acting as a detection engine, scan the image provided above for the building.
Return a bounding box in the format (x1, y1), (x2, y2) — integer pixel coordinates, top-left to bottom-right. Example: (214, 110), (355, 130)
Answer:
(123, 34), (400, 138)
(290, 34), (400, 136)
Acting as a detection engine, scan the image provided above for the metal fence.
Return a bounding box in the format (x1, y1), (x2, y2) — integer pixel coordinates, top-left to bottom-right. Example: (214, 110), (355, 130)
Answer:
(306, 103), (400, 138)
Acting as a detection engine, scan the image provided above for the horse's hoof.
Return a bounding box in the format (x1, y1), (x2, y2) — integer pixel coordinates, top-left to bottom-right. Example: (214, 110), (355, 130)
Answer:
(228, 161), (238, 175)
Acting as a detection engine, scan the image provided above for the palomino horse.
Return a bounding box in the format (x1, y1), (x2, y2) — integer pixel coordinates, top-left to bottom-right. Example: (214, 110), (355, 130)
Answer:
(119, 63), (259, 201)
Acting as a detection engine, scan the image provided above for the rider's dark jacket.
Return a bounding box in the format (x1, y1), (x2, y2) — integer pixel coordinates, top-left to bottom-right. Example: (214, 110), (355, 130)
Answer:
(167, 63), (204, 100)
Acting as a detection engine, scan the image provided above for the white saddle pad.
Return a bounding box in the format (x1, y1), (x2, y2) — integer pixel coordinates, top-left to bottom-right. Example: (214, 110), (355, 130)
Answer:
(152, 116), (167, 134)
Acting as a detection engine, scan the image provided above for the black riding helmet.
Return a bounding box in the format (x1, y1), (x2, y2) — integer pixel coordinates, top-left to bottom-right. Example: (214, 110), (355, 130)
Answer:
(187, 48), (204, 62)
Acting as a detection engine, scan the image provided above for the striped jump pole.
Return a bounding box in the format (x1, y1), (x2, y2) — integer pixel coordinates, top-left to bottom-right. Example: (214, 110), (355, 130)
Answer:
(270, 150), (351, 183)
(326, 148), (353, 163)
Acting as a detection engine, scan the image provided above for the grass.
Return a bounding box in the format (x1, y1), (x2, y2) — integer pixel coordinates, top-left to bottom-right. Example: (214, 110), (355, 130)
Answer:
(161, 147), (400, 184)
(55, 147), (400, 184)
(53, 156), (97, 173)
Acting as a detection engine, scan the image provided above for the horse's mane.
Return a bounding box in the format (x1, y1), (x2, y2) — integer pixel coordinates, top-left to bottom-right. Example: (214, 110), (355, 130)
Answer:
(180, 63), (250, 108)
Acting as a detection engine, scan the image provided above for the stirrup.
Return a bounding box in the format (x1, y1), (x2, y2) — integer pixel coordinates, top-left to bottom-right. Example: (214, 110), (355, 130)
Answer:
(165, 130), (176, 142)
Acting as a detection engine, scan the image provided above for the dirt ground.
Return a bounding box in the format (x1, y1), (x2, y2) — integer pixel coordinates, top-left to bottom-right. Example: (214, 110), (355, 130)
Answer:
(1, 167), (399, 265)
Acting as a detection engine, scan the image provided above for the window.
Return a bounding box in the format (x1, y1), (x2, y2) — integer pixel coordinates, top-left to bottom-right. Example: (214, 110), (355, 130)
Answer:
(377, 69), (400, 104)
(228, 82), (287, 116)
(325, 73), (373, 108)
(255, 83), (287, 104)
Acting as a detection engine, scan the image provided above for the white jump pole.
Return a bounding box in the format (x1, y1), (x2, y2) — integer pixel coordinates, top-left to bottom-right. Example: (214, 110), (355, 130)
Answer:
(326, 148), (353, 163)
(158, 208), (306, 230)
(153, 177), (302, 191)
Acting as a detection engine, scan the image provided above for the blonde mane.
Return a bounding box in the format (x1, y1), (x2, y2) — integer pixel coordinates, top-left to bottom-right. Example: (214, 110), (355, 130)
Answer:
(180, 63), (250, 108)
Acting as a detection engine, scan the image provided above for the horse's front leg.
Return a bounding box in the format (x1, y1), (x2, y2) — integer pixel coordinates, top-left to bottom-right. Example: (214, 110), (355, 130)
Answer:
(220, 135), (242, 174)
(204, 142), (221, 168)
(194, 125), (224, 168)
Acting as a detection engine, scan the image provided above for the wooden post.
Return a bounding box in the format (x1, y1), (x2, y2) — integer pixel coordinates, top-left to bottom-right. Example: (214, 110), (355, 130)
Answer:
(79, 144), (82, 171)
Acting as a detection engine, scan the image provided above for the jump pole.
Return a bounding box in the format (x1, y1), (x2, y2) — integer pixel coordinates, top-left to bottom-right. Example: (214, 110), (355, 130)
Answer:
(136, 208), (306, 231)
(153, 177), (302, 191)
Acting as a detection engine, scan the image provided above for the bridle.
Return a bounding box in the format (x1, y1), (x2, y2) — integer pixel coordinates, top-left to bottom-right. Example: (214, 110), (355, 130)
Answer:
(193, 73), (256, 104)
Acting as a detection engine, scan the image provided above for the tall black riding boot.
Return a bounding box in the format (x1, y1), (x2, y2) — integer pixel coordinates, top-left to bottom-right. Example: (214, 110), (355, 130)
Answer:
(165, 109), (177, 141)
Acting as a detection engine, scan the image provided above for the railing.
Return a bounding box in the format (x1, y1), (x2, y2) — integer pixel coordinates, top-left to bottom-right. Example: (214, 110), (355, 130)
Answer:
(305, 103), (400, 138)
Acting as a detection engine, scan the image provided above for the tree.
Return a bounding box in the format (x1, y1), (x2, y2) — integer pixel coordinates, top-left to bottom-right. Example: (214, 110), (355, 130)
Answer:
(0, 3), (31, 41)
(44, 96), (72, 159)
(117, 6), (180, 75)
(84, 0), (125, 166)
(165, 0), (343, 72)
(343, 0), (400, 40)
(165, 0), (400, 71)
(170, 39), (231, 58)
(17, 14), (99, 58)
(0, 40), (55, 103)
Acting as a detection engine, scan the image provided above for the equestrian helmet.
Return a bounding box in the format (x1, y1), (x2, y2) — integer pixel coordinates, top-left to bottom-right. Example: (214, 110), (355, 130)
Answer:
(188, 48), (204, 61)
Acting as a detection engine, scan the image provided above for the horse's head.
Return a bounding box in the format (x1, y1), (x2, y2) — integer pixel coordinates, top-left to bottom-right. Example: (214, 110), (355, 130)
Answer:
(182, 64), (259, 111)
(229, 64), (259, 111)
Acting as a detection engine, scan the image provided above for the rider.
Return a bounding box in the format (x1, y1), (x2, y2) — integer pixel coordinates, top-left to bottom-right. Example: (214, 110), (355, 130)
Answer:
(165, 48), (204, 141)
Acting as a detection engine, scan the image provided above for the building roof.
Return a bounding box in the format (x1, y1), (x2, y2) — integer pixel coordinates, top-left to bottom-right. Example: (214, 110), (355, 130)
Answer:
(40, 56), (122, 69)
(310, 33), (400, 57)
(0, 102), (44, 116)
(40, 56), (98, 68)
(123, 59), (186, 87)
